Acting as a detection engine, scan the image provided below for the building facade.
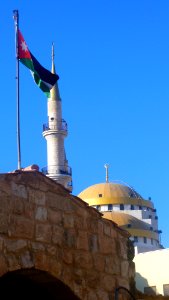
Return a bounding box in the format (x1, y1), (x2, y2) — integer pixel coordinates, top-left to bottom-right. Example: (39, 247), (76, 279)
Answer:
(134, 248), (169, 296)
(78, 180), (163, 254)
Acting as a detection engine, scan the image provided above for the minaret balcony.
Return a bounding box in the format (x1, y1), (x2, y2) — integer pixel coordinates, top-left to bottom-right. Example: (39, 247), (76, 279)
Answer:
(42, 165), (72, 177)
(43, 119), (67, 133)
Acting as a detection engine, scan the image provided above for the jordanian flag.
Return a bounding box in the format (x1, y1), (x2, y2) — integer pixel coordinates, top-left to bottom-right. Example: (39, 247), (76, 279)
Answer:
(18, 30), (59, 97)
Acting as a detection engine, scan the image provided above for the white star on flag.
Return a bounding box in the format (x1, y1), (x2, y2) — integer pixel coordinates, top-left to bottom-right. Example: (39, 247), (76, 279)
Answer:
(21, 41), (28, 52)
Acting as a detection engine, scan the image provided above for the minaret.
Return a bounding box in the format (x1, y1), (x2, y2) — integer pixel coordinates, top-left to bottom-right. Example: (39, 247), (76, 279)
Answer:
(42, 44), (72, 192)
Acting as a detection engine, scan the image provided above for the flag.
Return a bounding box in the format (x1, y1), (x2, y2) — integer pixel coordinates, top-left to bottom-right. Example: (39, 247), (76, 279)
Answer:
(18, 30), (59, 97)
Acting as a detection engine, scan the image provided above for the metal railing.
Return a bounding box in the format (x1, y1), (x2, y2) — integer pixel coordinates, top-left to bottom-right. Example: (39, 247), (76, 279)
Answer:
(42, 165), (72, 177)
(43, 119), (67, 132)
(114, 286), (136, 300)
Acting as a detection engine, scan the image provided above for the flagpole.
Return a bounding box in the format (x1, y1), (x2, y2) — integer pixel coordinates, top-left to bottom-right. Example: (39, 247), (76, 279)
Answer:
(13, 9), (21, 169)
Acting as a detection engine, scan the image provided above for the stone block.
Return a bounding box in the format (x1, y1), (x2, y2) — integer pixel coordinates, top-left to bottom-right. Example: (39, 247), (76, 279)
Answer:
(0, 197), (9, 213)
(74, 215), (87, 230)
(34, 252), (48, 270)
(77, 231), (89, 251)
(46, 193), (63, 210)
(120, 260), (129, 278)
(74, 252), (93, 269)
(116, 277), (129, 290)
(9, 216), (34, 239)
(11, 182), (27, 199)
(101, 274), (115, 292)
(89, 234), (98, 252)
(96, 289), (109, 300)
(46, 245), (57, 256)
(48, 209), (63, 224)
(31, 242), (45, 251)
(98, 236), (113, 254)
(0, 213), (8, 234)
(105, 255), (120, 275)
(104, 223), (111, 236)
(35, 207), (47, 221)
(35, 224), (52, 243)
(7, 253), (20, 271)
(93, 254), (105, 272)
(52, 225), (64, 246)
(85, 269), (100, 288)
(28, 189), (46, 205)
(62, 249), (73, 264)
(87, 219), (99, 233)
(20, 250), (34, 268)
(5, 239), (27, 252)
(86, 289), (98, 300)
(12, 197), (24, 215)
(64, 229), (76, 248)
(63, 214), (75, 228)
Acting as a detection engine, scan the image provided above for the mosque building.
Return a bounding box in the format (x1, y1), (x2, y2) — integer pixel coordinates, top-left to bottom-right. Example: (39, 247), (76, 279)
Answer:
(41, 47), (169, 296)
(41, 46), (163, 256)
(76, 165), (169, 295)
(77, 164), (163, 255)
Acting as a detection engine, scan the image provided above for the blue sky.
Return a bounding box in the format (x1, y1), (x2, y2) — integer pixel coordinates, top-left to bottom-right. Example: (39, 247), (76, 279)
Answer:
(1, 1), (169, 248)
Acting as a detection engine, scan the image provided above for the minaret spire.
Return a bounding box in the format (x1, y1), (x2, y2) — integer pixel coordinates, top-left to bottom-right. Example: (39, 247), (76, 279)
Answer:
(50, 43), (61, 101)
(51, 42), (55, 73)
(42, 44), (72, 192)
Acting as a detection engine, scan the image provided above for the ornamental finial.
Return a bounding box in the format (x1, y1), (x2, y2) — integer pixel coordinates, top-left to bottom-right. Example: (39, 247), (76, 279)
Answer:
(104, 163), (109, 183)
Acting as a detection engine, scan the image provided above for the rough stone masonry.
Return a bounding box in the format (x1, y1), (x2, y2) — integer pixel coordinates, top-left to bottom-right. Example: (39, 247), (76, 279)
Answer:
(0, 171), (135, 300)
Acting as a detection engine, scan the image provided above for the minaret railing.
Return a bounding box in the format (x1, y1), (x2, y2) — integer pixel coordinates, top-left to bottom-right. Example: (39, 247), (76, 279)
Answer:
(43, 119), (67, 132)
(42, 165), (72, 176)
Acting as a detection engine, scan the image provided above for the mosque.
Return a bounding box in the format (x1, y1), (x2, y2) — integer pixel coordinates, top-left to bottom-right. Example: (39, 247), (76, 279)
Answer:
(77, 165), (163, 255)
(41, 46), (169, 296)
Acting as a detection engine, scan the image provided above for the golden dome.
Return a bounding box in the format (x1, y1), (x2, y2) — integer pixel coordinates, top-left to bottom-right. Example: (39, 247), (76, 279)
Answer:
(78, 182), (157, 241)
(78, 182), (153, 209)
(103, 211), (158, 240)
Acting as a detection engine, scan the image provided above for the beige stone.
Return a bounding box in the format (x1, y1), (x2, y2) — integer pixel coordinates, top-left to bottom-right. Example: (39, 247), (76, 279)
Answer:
(35, 224), (52, 243)
(48, 209), (62, 224)
(35, 206), (47, 221)
(77, 231), (89, 251)
(74, 252), (93, 269)
(93, 254), (105, 272)
(63, 213), (75, 228)
(9, 216), (34, 239)
(0, 172), (135, 299)
(101, 273), (116, 292)
(5, 239), (27, 252)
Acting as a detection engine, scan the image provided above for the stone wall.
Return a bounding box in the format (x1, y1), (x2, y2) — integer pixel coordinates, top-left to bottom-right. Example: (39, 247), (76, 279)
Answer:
(0, 171), (135, 299)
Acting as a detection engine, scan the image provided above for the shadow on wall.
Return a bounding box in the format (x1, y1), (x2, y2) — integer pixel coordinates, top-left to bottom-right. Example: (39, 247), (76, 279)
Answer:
(135, 272), (149, 294)
(0, 268), (80, 300)
(135, 273), (169, 299)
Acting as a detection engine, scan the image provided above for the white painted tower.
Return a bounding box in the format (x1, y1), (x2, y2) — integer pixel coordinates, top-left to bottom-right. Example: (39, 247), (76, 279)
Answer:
(42, 45), (72, 192)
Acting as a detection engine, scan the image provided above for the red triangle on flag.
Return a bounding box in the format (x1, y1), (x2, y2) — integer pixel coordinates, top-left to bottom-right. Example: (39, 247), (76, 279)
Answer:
(18, 30), (31, 59)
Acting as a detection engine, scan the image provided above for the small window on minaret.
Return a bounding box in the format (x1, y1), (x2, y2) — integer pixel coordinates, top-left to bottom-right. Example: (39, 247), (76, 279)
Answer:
(51, 117), (54, 121)
(98, 194), (102, 197)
